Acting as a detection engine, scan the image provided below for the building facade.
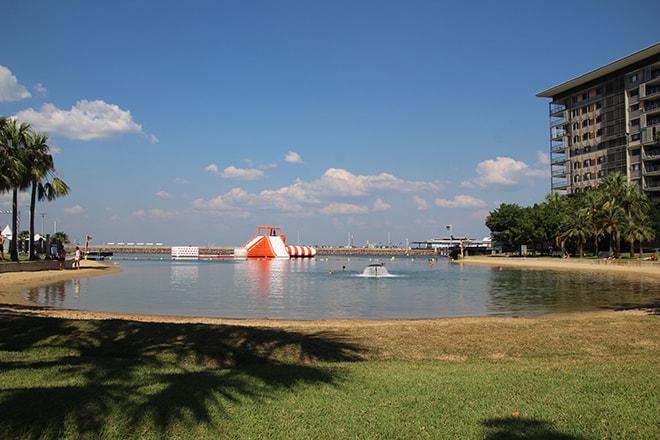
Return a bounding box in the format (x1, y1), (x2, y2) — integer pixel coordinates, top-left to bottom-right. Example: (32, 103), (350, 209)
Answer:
(537, 43), (660, 201)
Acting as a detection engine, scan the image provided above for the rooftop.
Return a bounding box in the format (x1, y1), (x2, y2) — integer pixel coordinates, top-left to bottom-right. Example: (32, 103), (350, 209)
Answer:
(537, 42), (660, 98)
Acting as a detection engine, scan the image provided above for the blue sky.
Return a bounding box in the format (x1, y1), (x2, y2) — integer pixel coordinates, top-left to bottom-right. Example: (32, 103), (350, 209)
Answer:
(1, 1), (659, 247)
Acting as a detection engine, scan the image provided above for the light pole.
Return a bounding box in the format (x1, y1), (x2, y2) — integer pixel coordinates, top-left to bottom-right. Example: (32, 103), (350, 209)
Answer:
(446, 225), (453, 251)
(40, 213), (47, 236)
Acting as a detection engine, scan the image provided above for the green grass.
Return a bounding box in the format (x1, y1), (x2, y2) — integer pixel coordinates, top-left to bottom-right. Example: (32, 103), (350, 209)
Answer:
(1, 312), (658, 439)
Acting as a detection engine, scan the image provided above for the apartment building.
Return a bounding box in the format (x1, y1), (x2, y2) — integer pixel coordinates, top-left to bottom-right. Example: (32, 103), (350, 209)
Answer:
(537, 42), (660, 201)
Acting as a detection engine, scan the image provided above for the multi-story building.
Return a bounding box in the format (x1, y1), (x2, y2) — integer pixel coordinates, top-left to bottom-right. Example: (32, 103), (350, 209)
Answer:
(537, 42), (660, 201)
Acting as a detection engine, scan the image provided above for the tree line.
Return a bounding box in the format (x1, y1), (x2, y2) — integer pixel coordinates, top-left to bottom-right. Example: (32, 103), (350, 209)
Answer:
(485, 172), (659, 258)
(0, 117), (69, 261)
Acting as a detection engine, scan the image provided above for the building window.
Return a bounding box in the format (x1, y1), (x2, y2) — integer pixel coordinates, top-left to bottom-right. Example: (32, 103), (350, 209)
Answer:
(631, 104), (639, 112)
(631, 118), (640, 127)
(631, 133), (640, 141)
(631, 163), (640, 171)
(630, 74), (638, 83)
(598, 170), (606, 178)
(585, 172), (591, 181)
(598, 156), (605, 164)
(584, 159), (592, 167)
(630, 88), (639, 97)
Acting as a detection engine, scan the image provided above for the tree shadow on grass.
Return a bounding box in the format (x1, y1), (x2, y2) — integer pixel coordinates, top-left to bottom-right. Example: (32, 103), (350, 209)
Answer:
(482, 416), (585, 440)
(0, 313), (366, 438)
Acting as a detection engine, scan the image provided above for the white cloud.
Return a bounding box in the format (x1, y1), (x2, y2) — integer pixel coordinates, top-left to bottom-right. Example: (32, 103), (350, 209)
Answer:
(285, 151), (303, 164)
(435, 195), (487, 208)
(14, 99), (145, 141)
(156, 190), (173, 199)
(64, 205), (84, 214)
(314, 168), (441, 197)
(205, 164), (265, 180)
(413, 196), (428, 210)
(192, 168), (442, 216)
(373, 198), (391, 211)
(0, 66), (31, 101)
(461, 156), (547, 190)
(133, 209), (177, 219)
(319, 203), (369, 215)
(33, 83), (47, 97)
(223, 165), (265, 180)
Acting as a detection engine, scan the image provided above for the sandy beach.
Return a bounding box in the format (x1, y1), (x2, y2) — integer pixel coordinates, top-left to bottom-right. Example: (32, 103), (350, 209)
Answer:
(1, 256), (658, 326)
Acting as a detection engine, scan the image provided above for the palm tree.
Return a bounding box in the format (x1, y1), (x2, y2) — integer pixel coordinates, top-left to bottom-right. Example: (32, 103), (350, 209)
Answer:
(599, 201), (628, 257)
(0, 118), (31, 261)
(559, 208), (590, 258)
(581, 190), (604, 256)
(624, 214), (656, 258)
(23, 131), (70, 260)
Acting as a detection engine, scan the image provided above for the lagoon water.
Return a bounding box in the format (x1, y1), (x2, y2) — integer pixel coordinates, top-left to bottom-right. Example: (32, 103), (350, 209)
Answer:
(23, 255), (660, 320)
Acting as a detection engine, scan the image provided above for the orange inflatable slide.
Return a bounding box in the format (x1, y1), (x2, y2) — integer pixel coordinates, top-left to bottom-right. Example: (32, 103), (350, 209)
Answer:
(237, 226), (316, 259)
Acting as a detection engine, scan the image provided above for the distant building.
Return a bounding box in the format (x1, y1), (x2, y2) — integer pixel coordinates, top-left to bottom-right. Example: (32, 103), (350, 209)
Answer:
(537, 43), (660, 201)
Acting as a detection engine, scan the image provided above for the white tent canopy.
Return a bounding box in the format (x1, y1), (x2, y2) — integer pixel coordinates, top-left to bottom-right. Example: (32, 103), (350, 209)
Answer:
(1, 225), (11, 239)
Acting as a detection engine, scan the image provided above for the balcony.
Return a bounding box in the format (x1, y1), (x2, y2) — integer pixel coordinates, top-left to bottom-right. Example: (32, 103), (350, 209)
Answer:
(550, 102), (566, 116)
(551, 157), (567, 166)
(551, 180), (568, 190)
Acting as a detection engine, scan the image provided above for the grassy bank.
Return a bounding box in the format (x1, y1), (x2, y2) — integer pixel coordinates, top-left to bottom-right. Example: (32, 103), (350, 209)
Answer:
(1, 311), (658, 439)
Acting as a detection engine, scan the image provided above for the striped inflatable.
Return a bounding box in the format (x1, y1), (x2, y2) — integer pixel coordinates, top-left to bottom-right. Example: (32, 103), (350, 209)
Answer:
(286, 245), (317, 257)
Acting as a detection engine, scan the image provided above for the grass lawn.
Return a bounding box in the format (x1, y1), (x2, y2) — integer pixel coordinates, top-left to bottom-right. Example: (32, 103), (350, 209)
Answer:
(0, 311), (658, 439)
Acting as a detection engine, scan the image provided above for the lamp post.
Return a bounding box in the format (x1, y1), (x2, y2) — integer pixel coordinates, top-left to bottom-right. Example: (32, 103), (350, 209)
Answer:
(446, 224), (453, 250)
(40, 213), (47, 236)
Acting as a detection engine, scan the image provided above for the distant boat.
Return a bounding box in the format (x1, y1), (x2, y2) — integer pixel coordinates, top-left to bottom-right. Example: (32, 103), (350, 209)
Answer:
(85, 251), (113, 261)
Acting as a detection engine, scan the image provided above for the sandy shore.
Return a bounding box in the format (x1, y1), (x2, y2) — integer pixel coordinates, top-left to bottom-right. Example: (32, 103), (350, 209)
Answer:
(459, 254), (660, 279)
(1, 256), (658, 326)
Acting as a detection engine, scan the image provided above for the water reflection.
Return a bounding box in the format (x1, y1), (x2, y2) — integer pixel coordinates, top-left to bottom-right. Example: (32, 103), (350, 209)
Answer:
(170, 262), (199, 292)
(488, 267), (660, 315)
(21, 257), (660, 320)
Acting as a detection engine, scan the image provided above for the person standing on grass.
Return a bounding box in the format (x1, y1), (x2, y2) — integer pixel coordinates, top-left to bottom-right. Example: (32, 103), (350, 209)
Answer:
(57, 242), (66, 270)
(73, 246), (81, 269)
(0, 233), (4, 261)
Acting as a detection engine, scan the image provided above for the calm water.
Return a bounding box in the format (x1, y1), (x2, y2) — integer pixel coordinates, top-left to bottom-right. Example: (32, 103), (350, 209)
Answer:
(23, 255), (660, 320)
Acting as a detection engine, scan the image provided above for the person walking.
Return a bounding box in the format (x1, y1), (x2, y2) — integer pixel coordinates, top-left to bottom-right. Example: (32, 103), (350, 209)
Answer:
(73, 246), (81, 269)
(57, 242), (67, 270)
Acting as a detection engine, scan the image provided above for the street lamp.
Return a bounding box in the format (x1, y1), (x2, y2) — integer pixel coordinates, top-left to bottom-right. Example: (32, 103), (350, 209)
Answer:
(40, 213), (47, 236)
(446, 224), (453, 249)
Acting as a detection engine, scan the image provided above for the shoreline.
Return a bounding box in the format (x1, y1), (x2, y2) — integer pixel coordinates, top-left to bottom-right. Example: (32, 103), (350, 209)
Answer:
(1, 256), (658, 326)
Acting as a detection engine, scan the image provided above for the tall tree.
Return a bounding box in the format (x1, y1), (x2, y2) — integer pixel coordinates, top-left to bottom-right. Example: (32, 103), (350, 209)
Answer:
(559, 208), (590, 258)
(24, 131), (70, 260)
(599, 201), (627, 257)
(0, 118), (31, 261)
(581, 190), (604, 256)
(624, 214), (656, 258)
